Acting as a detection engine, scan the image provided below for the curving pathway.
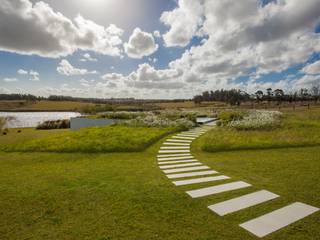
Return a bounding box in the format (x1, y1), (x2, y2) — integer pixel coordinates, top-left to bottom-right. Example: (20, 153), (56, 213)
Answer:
(157, 125), (319, 238)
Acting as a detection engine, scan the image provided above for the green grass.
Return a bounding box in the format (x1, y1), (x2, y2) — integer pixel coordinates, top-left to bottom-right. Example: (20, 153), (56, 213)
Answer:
(0, 126), (177, 153)
(0, 108), (319, 239)
(202, 108), (320, 152)
(0, 143), (319, 239)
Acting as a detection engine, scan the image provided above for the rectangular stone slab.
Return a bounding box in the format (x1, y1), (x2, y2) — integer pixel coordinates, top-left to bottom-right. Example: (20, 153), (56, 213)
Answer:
(157, 153), (192, 158)
(158, 159), (198, 165)
(167, 170), (218, 179)
(163, 166), (210, 174)
(166, 139), (193, 143)
(159, 162), (202, 169)
(163, 142), (190, 146)
(177, 133), (200, 137)
(173, 175), (230, 186)
(158, 156), (194, 161)
(159, 150), (190, 153)
(186, 181), (251, 198)
(172, 136), (196, 140)
(208, 190), (279, 216)
(240, 202), (319, 238)
(160, 146), (190, 150)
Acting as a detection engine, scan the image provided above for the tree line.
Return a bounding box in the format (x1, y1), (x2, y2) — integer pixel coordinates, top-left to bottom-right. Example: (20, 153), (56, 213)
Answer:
(193, 86), (320, 105)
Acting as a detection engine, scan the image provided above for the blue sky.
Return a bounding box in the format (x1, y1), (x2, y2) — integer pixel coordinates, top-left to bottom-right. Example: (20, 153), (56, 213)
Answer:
(0, 0), (319, 99)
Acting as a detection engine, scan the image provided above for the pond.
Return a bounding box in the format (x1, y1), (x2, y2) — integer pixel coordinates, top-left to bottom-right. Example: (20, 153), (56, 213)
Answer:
(0, 112), (81, 128)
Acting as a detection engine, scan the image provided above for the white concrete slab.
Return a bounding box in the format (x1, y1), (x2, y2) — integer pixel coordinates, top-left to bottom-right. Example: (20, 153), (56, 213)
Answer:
(167, 170), (218, 179)
(160, 146), (190, 150)
(172, 136), (196, 140)
(186, 181), (251, 198)
(159, 162), (202, 169)
(163, 166), (210, 174)
(159, 150), (190, 153)
(166, 139), (192, 143)
(177, 133), (200, 137)
(158, 156), (194, 161)
(240, 202), (319, 238)
(208, 190), (279, 216)
(158, 159), (198, 165)
(173, 175), (230, 186)
(157, 153), (192, 158)
(163, 142), (190, 146)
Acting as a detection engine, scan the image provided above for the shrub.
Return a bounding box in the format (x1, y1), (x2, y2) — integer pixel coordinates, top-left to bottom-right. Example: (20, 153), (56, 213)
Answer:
(217, 110), (245, 126)
(229, 110), (283, 130)
(120, 113), (195, 130)
(36, 119), (70, 130)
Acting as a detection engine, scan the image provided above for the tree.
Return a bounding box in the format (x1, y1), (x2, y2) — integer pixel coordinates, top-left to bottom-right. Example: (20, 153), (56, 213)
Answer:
(255, 90), (264, 102)
(274, 89), (284, 105)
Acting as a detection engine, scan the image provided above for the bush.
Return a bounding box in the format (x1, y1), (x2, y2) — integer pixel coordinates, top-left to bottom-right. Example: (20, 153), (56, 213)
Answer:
(229, 110), (283, 130)
(36, 119), (70, 130)
(120, 112), (195, 130)
(217, 110), (245, 126)
(159, 111), (197, 123)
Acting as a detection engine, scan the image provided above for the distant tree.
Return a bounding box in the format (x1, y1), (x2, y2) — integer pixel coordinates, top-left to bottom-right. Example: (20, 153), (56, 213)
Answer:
(255, 90), (264, 102)
(274, 89), (284, 105)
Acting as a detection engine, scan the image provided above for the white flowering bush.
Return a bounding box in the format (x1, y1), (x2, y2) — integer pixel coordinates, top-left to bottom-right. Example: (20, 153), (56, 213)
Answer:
(228, 110), (283, 130)
(119, 113), (195, 130)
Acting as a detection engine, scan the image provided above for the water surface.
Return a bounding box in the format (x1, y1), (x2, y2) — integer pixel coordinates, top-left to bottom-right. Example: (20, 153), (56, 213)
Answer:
(0, 112), (81, 128)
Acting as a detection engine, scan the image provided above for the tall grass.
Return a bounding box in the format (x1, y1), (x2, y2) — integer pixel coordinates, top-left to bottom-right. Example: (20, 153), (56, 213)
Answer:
(201, 109), (320, 152)
(1, 126), (177, 153)
(0, 117), (6, 133)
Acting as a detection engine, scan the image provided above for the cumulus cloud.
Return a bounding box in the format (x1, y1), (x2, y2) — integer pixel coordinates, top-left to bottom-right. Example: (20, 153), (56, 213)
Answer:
(0, 0), (124, 58)
(29, 70), (40, 81)
(160, 0), (204, 47)
(302, 60), (320, 75)
(101, 73), (124, 81)
(17, 69), (28, 75)
(153, 30), (161, 38)
(154, 0), (320, 94)
(3, 78), (18, 82)
(80, 53), (98, 62)
(57, 59), (98, 76)
(124, 28), (158, 59)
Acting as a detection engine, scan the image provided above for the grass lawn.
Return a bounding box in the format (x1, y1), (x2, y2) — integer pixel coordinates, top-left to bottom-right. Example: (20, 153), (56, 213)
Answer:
(0, 108), (319, 239)
(0, 126), (177, 153)
(201, 107), (320, 152)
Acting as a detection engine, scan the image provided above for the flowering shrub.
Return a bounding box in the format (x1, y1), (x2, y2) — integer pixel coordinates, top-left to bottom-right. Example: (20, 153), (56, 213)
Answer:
(120, 113), (195, 130)
(228, 110), (283, 130)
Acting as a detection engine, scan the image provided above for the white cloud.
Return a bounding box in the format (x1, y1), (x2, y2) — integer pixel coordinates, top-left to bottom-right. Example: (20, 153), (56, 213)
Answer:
(17, 69), (28, 75)
(3, 78), (19, 82)
(160, 0), (204, 47)
(57, 59), (98, 76)
(80, 53), (98, 62)
(153, 0), (320, 94)
(153, 30), (161, 38)
(124, 28), (158, 59)
(101, 73), (124, 81)
(0, 87), (10, 94)
(0, 0), (124, 58)
(29, 70), (40, 81)
(302, 60), (320, 75)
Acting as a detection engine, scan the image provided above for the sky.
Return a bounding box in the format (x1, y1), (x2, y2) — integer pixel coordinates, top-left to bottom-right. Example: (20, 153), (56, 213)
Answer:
(0, 0), (320, 99)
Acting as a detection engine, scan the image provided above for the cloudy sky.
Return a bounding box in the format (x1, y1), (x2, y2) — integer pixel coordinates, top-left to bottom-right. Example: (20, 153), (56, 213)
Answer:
(0, 0), (320, 99)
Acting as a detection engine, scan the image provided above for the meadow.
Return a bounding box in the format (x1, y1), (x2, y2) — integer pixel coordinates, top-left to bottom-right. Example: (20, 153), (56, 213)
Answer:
(0, 107), (319, 239)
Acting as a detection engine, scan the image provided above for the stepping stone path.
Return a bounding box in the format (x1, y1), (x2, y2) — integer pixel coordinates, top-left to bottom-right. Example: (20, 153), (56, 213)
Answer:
(156, 125), (319, 238)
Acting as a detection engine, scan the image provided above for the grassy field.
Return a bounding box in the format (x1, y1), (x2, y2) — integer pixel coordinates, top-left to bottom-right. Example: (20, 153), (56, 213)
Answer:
(0, 126), (177, 153)
(0, 100), (97, 111)
(201, 107), (320, 152)
(0, 108), (319, 239)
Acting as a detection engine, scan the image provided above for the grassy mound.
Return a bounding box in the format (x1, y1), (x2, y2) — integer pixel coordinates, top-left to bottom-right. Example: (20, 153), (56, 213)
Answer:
(201, 108), (320, 152)
(1, 126), (177, 153)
